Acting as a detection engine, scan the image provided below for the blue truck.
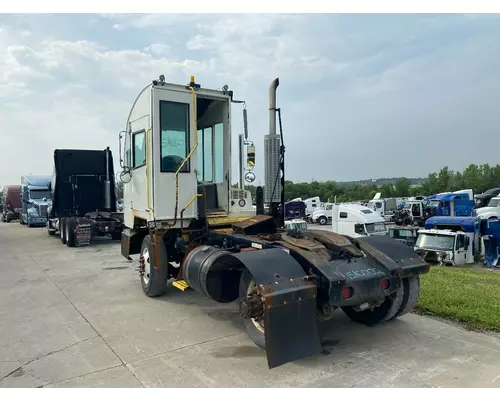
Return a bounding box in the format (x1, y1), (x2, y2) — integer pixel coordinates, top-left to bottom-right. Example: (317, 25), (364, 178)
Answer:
(20, 175), (52, 227)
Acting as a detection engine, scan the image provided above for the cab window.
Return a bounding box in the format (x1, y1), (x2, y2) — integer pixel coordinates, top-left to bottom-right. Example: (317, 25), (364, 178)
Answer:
(160, 101), (190, 173)
(133, 130), (146, 169)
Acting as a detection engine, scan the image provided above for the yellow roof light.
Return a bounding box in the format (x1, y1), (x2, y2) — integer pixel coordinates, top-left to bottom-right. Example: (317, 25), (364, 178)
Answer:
(190, 76), (195, 84)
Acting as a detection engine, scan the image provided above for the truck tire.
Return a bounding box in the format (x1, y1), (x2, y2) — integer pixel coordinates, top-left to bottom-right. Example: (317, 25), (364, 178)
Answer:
(140, 235), (167, 297)
(394, 275), (420, 318)
(239, 269), (266, 349)
(66, 217), (76, 247)
(341, 284), (404, 326)
(60, 218), (67, 244)
(318, 216), (328, 225)
(20, 216), (25, 225)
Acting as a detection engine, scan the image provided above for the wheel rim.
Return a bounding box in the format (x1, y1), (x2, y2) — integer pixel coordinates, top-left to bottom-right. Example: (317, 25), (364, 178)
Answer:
(142, 247), (151, 285)
(246, 278), (265, 333)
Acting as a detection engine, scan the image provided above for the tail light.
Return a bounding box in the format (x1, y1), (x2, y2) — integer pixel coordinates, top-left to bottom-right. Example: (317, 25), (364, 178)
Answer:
(342, 287), (353, 299)
(380, 279), (390, 290)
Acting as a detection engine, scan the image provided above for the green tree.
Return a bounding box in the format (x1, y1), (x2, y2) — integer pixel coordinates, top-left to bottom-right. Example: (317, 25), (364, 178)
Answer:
(394, 178), (411, 197)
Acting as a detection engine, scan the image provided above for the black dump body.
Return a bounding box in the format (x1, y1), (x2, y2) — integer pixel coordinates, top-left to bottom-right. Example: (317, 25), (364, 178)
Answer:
(49, 148), (118, 219)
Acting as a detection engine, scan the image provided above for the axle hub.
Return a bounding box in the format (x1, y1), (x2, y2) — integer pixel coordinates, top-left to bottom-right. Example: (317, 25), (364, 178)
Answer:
(239, 289), (265, 320)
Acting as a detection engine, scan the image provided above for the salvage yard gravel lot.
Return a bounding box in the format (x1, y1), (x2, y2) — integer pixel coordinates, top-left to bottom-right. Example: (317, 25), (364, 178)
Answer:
(2, 220), (500, 388)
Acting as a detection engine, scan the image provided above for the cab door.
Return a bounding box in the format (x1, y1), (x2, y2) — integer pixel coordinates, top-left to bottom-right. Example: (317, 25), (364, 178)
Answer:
(152, 86), (198, 221)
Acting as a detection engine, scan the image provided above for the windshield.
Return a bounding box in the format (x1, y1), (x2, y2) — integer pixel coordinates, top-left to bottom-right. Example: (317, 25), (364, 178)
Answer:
(30, 190), (50, 200)
(287, 222), (307, 231)
(487, 198), (500, 207)
(403, 203), (412, 209)
(429, 200), (440, 208)
(390, 229), (414, 239)
(365, 222), (387, 234)
(415, 233), (455, 251)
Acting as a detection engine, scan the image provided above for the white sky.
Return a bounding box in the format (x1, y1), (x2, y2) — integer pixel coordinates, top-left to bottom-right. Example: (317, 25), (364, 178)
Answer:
(1, 10), (500, 185)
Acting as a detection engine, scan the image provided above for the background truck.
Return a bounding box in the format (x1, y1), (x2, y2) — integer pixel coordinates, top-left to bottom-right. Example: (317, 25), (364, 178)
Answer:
(368, 193), (397, 219)
(20, 175), (52, 227)
(414, 216), (480, 266)
(331, 203), (388, 238)
(311, 202), (333, 225)
(1, 185), (21, 223)
(475, 196), (500, 220)
(118, 74), (428, 370)
(474, 188), (500, 209)
(46, 147), (123, 247)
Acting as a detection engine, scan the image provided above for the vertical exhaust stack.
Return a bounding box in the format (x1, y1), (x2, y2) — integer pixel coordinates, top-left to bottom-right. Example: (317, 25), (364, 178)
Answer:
(103, 147), (112, 210)
(264, 78), (281, 206)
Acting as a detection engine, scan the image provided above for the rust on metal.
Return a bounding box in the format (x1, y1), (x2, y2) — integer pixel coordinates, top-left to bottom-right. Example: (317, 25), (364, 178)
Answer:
(254, 233), (281, 242)
(149, 230), (165, 272)
(232, 214), (277, 235)
(306, 229), (364, 257)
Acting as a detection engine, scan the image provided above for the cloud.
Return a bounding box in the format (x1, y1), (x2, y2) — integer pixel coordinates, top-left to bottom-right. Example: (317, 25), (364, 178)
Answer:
(0, 14), (500, 188)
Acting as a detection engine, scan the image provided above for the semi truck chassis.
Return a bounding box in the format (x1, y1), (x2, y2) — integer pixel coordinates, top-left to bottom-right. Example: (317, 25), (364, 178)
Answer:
(48, 211), (123, 247)
(123, 215), (429, 369)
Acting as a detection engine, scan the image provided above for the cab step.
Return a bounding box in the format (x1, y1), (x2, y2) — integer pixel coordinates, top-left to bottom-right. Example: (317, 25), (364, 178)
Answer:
(172, 280), (191, 291)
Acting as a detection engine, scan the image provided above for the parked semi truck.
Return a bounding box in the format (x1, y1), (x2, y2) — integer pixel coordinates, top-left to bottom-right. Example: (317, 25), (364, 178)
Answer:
(46, 148), (123, 246)
(118, 75), (428, 369)
(20, 175), (52, 227)
(1, 185), (21, 223)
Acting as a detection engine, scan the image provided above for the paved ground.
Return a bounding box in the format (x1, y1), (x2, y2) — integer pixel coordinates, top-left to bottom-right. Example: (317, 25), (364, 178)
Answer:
(2, 220), (500, 388)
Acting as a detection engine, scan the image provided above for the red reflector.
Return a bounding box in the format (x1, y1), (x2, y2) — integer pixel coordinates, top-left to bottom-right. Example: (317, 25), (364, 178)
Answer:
(381, 279), (390, 290)
(341, 287), (353, 299)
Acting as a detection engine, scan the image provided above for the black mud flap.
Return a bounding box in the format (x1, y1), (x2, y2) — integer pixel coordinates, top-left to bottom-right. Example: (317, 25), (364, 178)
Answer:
(232, 248), (322, 369)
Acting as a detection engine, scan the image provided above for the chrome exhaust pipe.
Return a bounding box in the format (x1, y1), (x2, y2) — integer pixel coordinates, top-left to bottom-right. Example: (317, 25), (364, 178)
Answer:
(268, 78), (279, 136)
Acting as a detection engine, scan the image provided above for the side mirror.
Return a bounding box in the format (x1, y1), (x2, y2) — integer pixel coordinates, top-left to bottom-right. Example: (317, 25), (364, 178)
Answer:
(247, 145), (255, 167)
(464, 236), (470, 250)
(119, 170), (132, 184)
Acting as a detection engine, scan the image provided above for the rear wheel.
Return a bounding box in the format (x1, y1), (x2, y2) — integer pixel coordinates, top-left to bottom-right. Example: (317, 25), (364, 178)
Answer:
(60, 218), (66, 244)
(341, 283), (404, 326)
(239, 269), (265, 349)
(394, 275), (420, 318)
(140, 236), (167, 297)
(66, 218), (76, 247)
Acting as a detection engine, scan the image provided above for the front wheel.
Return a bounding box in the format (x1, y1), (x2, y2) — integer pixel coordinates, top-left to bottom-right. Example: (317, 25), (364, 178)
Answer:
(239, 269), (266, 349)
(140, 236), (167, 297)
(66, 218), (76, 247)
(318, 216), (328, 225)
(60, 218), (67, 244)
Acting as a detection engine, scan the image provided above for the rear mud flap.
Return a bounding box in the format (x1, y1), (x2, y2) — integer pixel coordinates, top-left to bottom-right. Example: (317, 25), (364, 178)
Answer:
(232, 248), (322, 369)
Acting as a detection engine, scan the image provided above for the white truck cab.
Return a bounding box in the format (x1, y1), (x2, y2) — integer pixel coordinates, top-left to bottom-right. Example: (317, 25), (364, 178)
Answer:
(476, 196), (500, 220)
(311, 202), (333, 225)
(331, 203), (388, 238)
(414, 216), (481, 266)
(414, 229), (472, 266)
(119, 75), (255, 230)
(284, 219), (308, 232)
